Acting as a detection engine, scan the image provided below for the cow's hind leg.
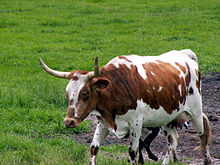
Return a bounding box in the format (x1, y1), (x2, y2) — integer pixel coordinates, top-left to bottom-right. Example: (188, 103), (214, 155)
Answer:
(162, 127), (179, 165)
(190, 112), (212, 165)
(186, 83), (212, 165)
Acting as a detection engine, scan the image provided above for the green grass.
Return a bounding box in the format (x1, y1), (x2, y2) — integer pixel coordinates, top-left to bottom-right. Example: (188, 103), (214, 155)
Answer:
(0, 133), (87, 165)
(0, 0), (219, 164)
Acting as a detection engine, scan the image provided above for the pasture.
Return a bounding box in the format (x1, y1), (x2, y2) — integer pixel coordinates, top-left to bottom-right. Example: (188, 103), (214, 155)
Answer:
(0, 0), (219, 164)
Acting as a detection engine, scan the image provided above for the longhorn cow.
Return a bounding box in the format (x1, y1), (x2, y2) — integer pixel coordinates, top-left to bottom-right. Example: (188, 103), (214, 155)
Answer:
(39, 49), (211, 165)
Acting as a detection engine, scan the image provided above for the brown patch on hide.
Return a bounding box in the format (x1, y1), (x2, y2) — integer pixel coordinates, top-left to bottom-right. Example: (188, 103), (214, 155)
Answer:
(175, 62), (186, 74)
(67, 100), (75, 118)
(97, 64), (142, 129)
(69, 99), (74, 105)
(118, 56), (132, 62)
(195, 69), (198, 76)
(71, 76), (79, 81)
(142, 60), (188, 114)
(196, 70), (201, 94)
(78, 70), (89, 75)
(69, 70), (88, 80)
(185, 63), (191, 88)
(168, 135), (174, 144)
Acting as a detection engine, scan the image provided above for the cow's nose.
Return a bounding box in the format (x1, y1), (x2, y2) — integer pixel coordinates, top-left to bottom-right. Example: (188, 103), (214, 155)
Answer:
(64, 117), (75, 128)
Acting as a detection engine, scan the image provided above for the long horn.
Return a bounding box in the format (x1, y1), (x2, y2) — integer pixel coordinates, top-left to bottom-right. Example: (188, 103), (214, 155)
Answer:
(39, 58), (71, 79)
(87, 56), (100, 79)
(94, 56), (99, 77)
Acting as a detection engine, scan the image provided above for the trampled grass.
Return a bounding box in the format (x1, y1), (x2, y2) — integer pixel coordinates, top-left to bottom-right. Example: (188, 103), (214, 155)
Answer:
(0, 0), (219, 164)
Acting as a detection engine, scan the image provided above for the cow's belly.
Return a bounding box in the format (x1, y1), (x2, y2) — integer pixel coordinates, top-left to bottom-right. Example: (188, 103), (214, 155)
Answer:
(142, 107), (184, 127)
(142, 101), (186, 127)
(110, 99), (186, 138)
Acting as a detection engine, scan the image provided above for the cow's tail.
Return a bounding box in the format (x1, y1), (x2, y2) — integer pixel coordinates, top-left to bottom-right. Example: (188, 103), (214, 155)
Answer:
(181, 49), (198, 63)
(193, 113), (212, 165)
(201, 113), (212, 164)
(201, 113), (212, 154)
(194, 113), (212, 151)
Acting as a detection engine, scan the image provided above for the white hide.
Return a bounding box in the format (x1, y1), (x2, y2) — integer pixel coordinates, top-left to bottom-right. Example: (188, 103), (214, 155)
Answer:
(66, 74), (88, 118)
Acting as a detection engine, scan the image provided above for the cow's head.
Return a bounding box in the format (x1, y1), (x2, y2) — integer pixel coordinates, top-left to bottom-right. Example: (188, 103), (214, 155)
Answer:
(39, 57), (109, 128)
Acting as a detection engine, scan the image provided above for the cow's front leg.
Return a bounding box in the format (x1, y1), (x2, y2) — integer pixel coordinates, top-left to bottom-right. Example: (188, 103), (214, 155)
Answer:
(129, 117), (143, 165)
(90, 121), (109, 165)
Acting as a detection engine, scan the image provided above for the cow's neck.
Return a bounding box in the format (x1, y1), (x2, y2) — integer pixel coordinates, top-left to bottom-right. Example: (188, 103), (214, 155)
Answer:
(96, 102), (117, 131)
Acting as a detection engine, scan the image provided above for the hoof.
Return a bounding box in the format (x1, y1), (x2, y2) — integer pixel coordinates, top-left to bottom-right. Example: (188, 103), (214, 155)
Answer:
(149, 154), (158, 161)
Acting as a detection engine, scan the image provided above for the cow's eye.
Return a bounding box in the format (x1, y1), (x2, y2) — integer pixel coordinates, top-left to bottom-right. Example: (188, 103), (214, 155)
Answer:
(80, 88), (89, 101)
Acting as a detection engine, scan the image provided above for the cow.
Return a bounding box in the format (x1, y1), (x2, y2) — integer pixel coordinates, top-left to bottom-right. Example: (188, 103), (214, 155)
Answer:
(39, 49), (211, 165)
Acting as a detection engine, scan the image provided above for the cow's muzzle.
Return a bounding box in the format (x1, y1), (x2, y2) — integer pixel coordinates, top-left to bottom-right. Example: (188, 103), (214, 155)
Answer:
(64, 117), (81, 128)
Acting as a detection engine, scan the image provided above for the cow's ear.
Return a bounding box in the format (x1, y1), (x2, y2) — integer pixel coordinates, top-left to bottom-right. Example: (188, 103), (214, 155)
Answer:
(92, 78), (110, 91)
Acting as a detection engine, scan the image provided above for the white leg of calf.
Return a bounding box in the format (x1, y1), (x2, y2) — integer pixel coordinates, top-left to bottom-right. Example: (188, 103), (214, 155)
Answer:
(90, 122), (109, 165)
(162, 127), (179, 165)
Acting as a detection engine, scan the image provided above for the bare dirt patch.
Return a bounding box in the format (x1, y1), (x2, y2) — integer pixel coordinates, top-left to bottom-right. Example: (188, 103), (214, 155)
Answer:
(72, 72), (220, 164)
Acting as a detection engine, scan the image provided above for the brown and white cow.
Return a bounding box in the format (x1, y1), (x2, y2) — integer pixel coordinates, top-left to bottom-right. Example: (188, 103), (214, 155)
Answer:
(39, 49), (211, 165)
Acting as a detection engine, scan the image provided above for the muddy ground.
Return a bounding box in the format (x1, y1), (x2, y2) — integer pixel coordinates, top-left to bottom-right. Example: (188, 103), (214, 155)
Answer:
(73, 72), (220, 165)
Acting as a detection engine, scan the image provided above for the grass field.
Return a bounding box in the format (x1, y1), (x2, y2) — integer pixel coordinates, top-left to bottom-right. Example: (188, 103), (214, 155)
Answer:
(0, 0), (219, 164)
